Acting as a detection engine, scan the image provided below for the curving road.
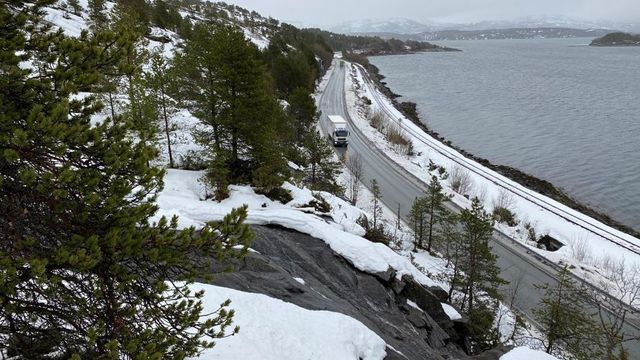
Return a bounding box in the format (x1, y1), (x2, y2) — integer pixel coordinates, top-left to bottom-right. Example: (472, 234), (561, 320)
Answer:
(318, 60), (640, 358)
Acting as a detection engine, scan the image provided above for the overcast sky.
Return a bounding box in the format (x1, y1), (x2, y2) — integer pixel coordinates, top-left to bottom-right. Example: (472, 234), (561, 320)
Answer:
(221, 0), (640, 27)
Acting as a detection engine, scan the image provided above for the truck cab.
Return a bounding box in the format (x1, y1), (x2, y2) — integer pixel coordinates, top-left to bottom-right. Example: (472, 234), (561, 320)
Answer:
(327, 115), (349, 147)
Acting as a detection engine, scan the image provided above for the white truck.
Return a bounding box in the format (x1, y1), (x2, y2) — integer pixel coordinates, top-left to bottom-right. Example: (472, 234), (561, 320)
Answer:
(327, 115), (349, 147)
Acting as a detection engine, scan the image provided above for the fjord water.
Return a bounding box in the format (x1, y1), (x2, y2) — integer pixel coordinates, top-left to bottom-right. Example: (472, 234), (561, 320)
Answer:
(370, 38), (640, 230)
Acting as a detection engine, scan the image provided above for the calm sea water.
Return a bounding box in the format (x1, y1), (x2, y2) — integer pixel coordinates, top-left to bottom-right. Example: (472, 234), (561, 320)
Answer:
(370, 38), (640, 230)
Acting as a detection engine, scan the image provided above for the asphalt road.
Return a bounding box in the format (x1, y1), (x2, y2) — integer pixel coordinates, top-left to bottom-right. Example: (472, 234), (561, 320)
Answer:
(318, 61), (640, 358)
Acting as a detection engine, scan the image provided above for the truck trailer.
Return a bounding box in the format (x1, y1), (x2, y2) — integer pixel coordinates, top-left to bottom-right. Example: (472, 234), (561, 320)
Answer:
(327, 115), (349, 147)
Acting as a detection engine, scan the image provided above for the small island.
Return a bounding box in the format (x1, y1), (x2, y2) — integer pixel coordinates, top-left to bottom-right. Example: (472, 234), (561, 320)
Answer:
(590, 32), (640, 46)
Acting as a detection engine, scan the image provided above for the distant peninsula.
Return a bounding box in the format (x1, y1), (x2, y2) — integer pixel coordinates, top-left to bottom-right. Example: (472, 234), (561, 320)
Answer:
(590, 32), (640, 46)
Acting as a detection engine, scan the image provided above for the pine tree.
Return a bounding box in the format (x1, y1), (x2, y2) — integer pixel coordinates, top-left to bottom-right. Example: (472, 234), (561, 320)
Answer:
(454, 198), (506, 346)
(534, 266), (600, 359)
(115, 0), (150, 28)
(0, 3), (252, 357)
(424, 175), (452, 252)
(67, 0), (82, 16)
(153, 0), (170, 29)
(287, 87), (318, 143)
(176, 23), (289, 197)
(409, 176), (452, 252)
(88, 0), (108, 30)
(457, 198), (503, 311)
(409, 197), (427, 251)
(371, 179), (383, 229)
(302, 131), (340, 192)
(147, 49), (178, 168)
(125, 73), (160, 165)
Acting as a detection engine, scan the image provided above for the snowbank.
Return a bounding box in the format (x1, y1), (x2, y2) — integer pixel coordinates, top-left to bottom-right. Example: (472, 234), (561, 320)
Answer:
(192, 283), (386, 360)
(500, 346), (559, 360)
(154, 169), (440, 289)
(440, 303), (462, 321)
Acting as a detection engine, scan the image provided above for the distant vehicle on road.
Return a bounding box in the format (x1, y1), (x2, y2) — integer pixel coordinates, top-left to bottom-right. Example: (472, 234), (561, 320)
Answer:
(326, 115), (349, 147)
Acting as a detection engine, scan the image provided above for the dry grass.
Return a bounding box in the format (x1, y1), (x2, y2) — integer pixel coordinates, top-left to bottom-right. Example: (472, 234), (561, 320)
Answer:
(449, 165), (473, 195)
(385, 123), (413, 155)
(369, 110), (386, 132)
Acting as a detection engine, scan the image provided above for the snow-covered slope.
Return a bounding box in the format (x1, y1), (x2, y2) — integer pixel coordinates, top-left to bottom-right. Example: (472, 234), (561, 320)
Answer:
(154, 169), (439, 289)
(191, 283), (386, 360)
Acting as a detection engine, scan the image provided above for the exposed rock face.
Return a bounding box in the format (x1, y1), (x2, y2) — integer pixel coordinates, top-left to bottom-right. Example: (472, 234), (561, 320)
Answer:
(209, 225), (471, 359)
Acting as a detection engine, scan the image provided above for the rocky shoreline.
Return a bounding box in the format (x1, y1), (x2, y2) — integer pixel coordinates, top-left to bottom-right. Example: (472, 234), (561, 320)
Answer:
(350, 56), (640, 239)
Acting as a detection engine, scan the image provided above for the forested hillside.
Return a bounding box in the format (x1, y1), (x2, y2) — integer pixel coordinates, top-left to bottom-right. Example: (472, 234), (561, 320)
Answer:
(0, 0), (344, 357)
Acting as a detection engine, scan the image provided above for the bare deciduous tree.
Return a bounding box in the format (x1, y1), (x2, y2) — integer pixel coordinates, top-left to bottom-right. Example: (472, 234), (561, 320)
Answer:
(569, 234), (592, 263)
(589, 259), (640, 359)
(475, 184), (488, 204)
(345, 152), (364, 205)
(493, 188), (516, 212)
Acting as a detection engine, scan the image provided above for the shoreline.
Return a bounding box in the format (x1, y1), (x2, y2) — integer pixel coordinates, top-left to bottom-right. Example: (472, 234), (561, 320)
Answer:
(347, 54), (640, 239)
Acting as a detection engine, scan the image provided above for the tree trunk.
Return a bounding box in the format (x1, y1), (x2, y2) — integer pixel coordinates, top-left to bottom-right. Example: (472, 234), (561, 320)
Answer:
(427, 200), (435, 252)
(160, 85), (173, 168)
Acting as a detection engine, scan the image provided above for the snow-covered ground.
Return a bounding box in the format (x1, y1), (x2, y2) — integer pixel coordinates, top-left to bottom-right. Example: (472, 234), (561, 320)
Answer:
(154, 169), (439, 288)
(500, 346), (559, 360)
(345, 60), (640, 303)
(190, 283), (386, 360)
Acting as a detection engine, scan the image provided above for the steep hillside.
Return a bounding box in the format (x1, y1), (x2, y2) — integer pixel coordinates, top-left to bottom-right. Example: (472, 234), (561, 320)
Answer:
(2, 1), (561, 359)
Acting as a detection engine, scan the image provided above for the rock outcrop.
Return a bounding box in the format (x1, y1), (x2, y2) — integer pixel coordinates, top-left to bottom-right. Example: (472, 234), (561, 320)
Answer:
(209, 225), (471, 359)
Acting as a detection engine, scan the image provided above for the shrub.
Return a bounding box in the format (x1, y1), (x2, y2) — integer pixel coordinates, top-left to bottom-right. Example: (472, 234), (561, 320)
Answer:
(428, 159), (437, 172)
(524, 222), (537, 242)
(569, 235), (591, 262)
(493, 206), (518, 227)
(256, 186), (293, 204)
(309, 194), (332, 213)
(449, 165), (473, 195)
(385, 123), (413, 156)
(179, 151), (208, 170)
(493, 189), (516, 212)
(356, 214), (390, 245)
(369, 110), (386, 132)
(438, 166), (448, 179)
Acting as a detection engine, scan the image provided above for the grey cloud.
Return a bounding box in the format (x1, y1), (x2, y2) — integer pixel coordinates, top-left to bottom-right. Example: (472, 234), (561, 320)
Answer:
(223, 0), (640, 27)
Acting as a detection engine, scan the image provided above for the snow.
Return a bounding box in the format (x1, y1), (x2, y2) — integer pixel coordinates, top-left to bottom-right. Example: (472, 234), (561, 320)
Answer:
(44, 7), (87, 37)
(406, 300), (422, 311)
(154, 169), (440, 289)
(495, 302), (517, 343)
(405, 300), (464, 324)
(192, 283), (386, 360)
(293, 277), (306, 285)
(344, 59), (640, 302)
(243, 28), (270, 50)
(500, 346), (559, 360)
(440, 303), (462, 321)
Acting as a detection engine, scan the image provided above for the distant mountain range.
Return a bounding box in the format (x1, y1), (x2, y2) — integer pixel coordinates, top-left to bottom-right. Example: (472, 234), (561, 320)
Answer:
(328, 16), (640, 40)
(367, 28), (611, 42)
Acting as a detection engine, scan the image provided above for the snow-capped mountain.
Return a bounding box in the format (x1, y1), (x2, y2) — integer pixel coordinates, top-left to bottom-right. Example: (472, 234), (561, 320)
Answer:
(454, 15), (636, 31)
(328, 17), (444, 35)
(328, 15), (640, 35)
